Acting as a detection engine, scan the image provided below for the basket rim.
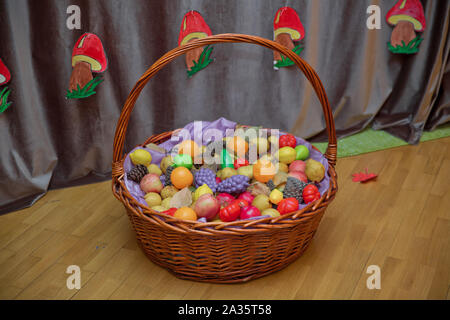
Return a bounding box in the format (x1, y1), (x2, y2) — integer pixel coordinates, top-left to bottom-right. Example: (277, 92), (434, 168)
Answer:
(112, 34), (337, 169)
(113, 129), (338, 236)
(112, 34), (338, 237)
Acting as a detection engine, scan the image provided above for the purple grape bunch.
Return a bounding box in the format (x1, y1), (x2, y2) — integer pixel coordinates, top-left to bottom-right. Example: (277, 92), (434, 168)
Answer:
(194, 168), (218, 192)
(217, 175), (249, 194)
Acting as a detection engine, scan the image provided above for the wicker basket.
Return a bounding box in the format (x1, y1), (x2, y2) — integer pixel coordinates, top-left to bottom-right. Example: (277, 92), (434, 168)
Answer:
(112, 34), (338, 283)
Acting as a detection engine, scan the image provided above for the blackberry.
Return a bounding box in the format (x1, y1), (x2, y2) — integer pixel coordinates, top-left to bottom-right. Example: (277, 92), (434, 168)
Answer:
(217, 175), (249, 194)
(164, 165), (175, 186)
(283, 177), (308, 203)
(127, 165), (148, 183)
(267, 180), (276, 191)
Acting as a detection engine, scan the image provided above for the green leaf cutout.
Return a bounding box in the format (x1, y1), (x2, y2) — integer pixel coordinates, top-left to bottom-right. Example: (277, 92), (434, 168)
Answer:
(0, 86), (12, 113)
(274, 44), (304, 69)
(187, 45), (214, 78)
(66, 76), (104, 99)
(388, 35), (423, 54)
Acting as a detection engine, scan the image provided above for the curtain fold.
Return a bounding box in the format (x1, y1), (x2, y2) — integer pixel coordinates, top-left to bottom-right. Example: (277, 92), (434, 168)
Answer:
(0, 0), (449, 214)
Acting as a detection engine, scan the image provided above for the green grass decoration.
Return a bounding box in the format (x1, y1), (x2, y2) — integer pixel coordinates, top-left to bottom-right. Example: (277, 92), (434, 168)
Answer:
(0, 86), (12, 113)
(66, 76), (104, 99)
(388, 35), (423, 54)
(187, 45), (213, 78)
(312, 123), (450, 158)
(274, 44), (304, 69)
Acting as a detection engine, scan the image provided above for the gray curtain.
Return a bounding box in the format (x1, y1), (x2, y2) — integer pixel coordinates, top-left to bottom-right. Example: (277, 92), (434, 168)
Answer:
(1, 0), (449, 214)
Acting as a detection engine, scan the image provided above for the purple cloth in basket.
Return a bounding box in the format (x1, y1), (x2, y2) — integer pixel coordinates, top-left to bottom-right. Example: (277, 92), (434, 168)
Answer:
(123, 117), (330, 219)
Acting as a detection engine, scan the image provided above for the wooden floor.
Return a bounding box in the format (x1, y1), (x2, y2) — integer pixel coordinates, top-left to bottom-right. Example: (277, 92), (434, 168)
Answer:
(0, 137), (449, 300)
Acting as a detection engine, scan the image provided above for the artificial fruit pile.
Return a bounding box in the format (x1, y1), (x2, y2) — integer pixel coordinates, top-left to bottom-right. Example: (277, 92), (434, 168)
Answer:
(126, 132), (326, 222)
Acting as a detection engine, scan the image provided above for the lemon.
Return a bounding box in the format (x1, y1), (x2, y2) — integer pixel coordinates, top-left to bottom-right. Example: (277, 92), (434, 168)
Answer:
(130, 149), (152, 166)
(269, 189), (283, 205)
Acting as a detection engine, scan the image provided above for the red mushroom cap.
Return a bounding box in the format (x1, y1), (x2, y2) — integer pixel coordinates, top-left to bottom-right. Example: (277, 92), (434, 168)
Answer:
(71, 33), (107, 73)
(178, 11), (212, 46)
(386, 0), (426, 32)
(0, 58), (11, 86)
(273, 7), (305, 41)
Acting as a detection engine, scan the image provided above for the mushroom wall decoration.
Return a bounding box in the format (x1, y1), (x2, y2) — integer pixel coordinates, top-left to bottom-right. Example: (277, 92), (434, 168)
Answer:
(0, 58), (12, 113)
(178, 11), (214, 77)
(386, 0), (426, 54)
(273, 7), (305, 69)
(67, 33), (108, 99)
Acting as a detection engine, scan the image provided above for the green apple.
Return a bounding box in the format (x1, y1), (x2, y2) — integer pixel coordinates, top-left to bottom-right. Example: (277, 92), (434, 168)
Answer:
(173, 154), (193, 169)
(295, 145), (309, 160)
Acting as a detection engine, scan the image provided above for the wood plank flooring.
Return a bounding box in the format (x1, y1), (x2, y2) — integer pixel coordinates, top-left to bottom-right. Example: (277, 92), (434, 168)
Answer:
(0, 137), (449, 299)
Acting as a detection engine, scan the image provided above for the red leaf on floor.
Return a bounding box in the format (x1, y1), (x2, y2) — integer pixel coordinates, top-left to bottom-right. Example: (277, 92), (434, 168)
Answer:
(352, 168), (378, 183)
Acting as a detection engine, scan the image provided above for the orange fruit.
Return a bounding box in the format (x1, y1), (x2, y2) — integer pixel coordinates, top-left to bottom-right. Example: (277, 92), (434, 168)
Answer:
(174, 207), (197, 221)
(178, 140), (200, 158)
(170, 167), (194, 189)
(226, 136), (248, 157)
(253, 159), (276, 183)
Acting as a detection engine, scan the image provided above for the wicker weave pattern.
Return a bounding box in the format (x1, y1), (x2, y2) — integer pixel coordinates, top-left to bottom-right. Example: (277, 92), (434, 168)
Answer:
(112, 34), (338, 283)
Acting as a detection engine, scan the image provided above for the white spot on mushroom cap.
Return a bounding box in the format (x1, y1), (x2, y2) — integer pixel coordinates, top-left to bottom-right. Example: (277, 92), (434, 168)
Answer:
(0, 74), (6, 84)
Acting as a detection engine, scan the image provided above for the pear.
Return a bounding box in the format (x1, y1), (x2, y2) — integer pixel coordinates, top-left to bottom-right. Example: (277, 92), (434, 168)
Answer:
(237, 165), (253, 179)
(151, 206), (166, 212)
(161, 185), (178, 199)
(160, 155), (174, 174)
(277, 162), (289, 173)
(147, 164), (162, 176)
(247, 181), (270, 197)
(273, 172), (288, 187)
(221, 167), (237, 180)
(144, 192), (162, 207)
(305, 159), (325, 182)
(252, 194), (271, 211)
(161, 197), (172, 209)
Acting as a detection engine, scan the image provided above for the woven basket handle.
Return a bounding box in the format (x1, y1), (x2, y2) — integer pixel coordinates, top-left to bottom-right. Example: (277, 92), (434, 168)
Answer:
(112, 33), (337, 177)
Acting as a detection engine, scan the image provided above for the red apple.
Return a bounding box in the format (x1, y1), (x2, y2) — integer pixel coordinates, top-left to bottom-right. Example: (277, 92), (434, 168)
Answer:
(233, 198), (249, 208)
(140, 173), (163, 193)
(194, 194), (220, 220)
(288, 171), (308, 183)
(216, 193), (235, 207)
(240, 205), (261, 220)
(237, 191), (254, 204)
(289, 160), (306, 173)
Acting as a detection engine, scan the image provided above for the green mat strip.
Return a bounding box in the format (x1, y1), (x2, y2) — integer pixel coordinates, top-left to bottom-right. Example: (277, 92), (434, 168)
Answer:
(312, 123), (450, 158)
